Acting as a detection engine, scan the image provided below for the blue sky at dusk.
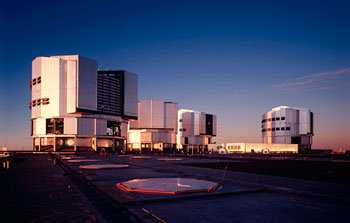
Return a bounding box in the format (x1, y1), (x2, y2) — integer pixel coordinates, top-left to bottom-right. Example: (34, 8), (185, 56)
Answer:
(1, 0), (349, 149)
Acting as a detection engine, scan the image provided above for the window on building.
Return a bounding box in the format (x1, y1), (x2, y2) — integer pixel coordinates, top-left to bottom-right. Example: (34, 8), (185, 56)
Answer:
(281, 117), (285, 120)
(42, 98), (50, 105)
(281, 127), (285, 130)
(276, 127), (280, 131)
(107, 121), (121, 136)
(179, 119), (182, 122)
(267, 118), (271, 121)
(185, 137), (188, 144)
(276, 117), (280, 121)
(31, 119), (33, 136)
(36, 99), (41, 106)
(272, 118), (275, 121)
(32, 100), (36, 107)
(46, 118), (64, 134)
(272, 128), (275, 131)
(37, 76), (41, 84)
(32, 78), (37, 86)
(286, 127), (290, 130)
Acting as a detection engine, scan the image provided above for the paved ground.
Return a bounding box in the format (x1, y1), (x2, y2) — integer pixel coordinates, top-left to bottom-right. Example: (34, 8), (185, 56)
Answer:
(1, 154), (350, 223)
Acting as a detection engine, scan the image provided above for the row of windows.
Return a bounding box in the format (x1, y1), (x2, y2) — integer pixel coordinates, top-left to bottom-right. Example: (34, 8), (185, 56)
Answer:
(262, 127), (290, 132)
(262, 117), (285, 123)
(227, 145), (241, 150)
(29, 76), (41, 89)
(179, 128), (187, 132)
(30, 98), (50, 109)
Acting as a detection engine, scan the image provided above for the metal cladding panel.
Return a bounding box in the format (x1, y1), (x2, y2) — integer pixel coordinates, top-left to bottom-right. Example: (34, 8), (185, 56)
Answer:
(164, 103), (178, 132)
(40, 57), (60, 118)
(31, 58), (42, 118)
(129, 119), (138, 129)
(121, 122), (128, 137)
(78, 118), (94, 135)
(77, 56), (97, 111)
(76, 138), (92, 147)
(299, 109), (310, 134)
(96, 119), (107, 136)
(124, 71), (138, 118)
(140, 132), (152, 142)
(58, 60), (67, 116)
(181, 112), (192, 137)
(212, 115), (217, 136)
(35, 118), (46, 135)
(64, 118), (77, 135)
(66, 60), (77, 113)
(199, 112), (206, 135)
(140, 100), (152, 128)
(129, 132), (141, 143)
(151, 100), (164, 128)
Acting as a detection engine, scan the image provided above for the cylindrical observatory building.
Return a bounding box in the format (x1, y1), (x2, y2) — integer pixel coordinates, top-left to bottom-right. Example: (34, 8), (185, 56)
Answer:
(261, 106), (314, 152)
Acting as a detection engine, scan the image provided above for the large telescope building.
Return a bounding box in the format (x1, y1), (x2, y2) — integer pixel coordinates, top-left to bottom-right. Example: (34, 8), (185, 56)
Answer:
(30, 55), (138, 152)
(128, 99), (178, 152)
(177, 109), (217, 154)
(261, 106), (314, 152)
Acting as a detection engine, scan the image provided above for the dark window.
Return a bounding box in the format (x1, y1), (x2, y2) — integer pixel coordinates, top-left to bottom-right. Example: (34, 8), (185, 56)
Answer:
(107, 121), (121, 136)
(276, 127), (280, 131)
(272, 118), (275, 121)
(286, 127), (290, 130)
(272, 128), (275, 131)
(205, 114), (213, 135)
(46, 118), (64, 134)
(32, 100), (36, 107)
(276, 117), (280, 121)
(32, 78), (37, 85)
(37, 76), (41, 84)
(42, 98), (50, 105)
(281, 127), (285, 130)
(31, 119), (33, 136)
(281, 117), (285, 120)
(310, 112), (314, 134)
(182, 128), (186, 132)
(267, 118), (271, 121)
(179, 119), (182, 122)
(36, 99), (41, 106)
(184, 137), (188, 144)
(292, 137), (301, 144)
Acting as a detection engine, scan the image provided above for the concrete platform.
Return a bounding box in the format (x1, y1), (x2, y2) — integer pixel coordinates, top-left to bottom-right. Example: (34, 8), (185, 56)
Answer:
(1, 154), (350, 223)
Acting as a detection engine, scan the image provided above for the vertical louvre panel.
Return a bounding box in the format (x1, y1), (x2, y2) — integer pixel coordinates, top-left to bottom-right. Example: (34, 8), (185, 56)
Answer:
(97, 71), (124, 116)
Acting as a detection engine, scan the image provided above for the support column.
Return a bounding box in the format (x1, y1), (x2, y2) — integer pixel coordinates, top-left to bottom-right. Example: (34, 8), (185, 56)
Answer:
(112, 138), (116, 153)
(74, 136), (77, 152)
(92, 137), (97, 151)
(38, 137), (41, 152)
(53, 136), (57, 152)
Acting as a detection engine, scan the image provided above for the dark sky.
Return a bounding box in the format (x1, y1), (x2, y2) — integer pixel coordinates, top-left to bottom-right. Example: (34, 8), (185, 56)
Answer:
(1, 0), (349, 149)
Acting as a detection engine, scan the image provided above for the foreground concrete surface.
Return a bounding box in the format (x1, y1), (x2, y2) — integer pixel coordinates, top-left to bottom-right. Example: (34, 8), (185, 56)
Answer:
(1, 154), (350, 223)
